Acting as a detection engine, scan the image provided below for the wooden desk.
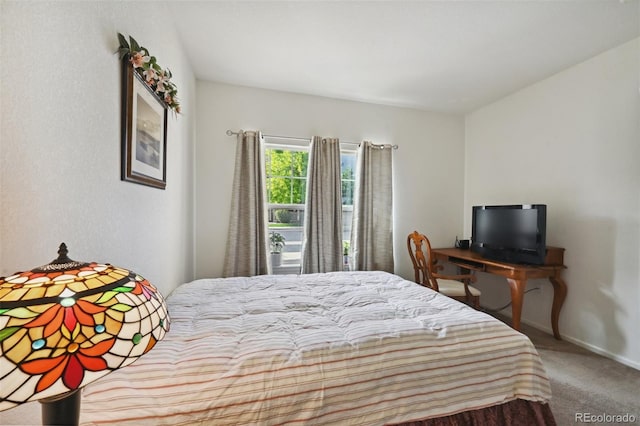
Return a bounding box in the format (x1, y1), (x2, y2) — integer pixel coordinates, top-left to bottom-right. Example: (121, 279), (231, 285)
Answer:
(431, 247), (567, 340)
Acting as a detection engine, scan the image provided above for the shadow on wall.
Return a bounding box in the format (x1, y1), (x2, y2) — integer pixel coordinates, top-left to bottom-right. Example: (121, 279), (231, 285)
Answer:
(574, 216), (633, 357)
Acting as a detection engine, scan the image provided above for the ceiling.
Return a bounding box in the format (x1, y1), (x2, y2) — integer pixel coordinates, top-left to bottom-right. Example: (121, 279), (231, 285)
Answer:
(166, 1), (639, 114)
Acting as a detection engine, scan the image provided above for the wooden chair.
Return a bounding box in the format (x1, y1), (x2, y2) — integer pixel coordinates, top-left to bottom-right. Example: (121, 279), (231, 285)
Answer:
(407, 231), (481, 308)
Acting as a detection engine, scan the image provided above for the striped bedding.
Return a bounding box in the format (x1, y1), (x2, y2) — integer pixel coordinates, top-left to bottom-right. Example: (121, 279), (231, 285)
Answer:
(80, 271), (552, 425)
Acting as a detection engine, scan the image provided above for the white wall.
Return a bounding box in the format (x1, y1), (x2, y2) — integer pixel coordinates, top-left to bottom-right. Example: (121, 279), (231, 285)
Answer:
(195, 82), (465, 281)
(0, 1), (196, 297)
(3, 0), (636, 377)
(464, 38), (640, 368)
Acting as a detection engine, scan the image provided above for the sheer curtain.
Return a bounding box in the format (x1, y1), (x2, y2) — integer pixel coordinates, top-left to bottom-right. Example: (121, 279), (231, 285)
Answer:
(301, 137), (343, 273)
(350, 141), (394, 272)
(223, 131), (270, 277)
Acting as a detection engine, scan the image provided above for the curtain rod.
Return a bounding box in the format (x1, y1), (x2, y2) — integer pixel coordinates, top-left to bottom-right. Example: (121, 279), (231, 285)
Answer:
(226, 129), (398, 150)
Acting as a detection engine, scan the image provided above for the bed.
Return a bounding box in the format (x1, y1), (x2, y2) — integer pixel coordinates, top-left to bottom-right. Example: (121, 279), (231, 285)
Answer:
(79, 271), (555, 425)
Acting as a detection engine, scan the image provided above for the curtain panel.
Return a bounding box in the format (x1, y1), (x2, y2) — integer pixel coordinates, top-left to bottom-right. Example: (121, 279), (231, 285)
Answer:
(223, 131), (270, 277)
(350, 141), (394, 272)
(301, 137), (343, 273)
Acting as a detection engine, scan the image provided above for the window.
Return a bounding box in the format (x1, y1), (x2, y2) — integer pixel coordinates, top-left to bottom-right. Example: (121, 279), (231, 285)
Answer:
(265, 147), (308, 206)
(341, 153), (356, 206)
(265, 141), (356, 273)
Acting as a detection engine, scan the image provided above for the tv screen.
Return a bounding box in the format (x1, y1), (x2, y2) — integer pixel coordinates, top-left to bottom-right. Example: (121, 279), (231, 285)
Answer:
(471, 204), (547, 265)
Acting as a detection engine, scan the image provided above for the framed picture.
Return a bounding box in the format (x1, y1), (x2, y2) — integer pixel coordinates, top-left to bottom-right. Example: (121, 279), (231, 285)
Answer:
(121, 62), (167, 189)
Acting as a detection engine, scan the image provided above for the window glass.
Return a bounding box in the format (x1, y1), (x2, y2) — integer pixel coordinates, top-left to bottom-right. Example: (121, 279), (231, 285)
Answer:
(341, 153), (356, 206)
(265, 148), (308, 205)
(265, 143), (356, 274)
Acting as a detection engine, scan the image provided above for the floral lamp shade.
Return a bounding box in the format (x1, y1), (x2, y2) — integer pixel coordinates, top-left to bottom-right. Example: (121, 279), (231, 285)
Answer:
(0, 243), (170, 418)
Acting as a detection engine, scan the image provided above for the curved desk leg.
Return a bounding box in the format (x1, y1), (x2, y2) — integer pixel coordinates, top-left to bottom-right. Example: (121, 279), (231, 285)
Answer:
(506, 278), (526, 332)
(549, 274), (567, 340)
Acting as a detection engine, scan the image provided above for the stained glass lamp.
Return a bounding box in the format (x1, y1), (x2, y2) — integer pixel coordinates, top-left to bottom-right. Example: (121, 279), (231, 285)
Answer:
(0, 243), (170, 425)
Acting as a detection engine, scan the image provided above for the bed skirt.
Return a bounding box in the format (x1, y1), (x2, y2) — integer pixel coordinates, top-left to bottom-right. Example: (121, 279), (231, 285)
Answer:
(394, 399), (556, 426)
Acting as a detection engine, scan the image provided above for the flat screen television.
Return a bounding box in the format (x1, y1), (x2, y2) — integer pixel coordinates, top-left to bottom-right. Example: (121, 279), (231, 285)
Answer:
(471, 204), (547, 265)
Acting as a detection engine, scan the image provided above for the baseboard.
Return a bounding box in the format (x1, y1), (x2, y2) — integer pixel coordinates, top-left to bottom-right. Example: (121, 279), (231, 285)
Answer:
(518, 317), (640, 371)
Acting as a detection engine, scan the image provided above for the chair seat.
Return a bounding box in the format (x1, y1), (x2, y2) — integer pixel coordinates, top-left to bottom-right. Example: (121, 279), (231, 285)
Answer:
(436, 279), (481, 297)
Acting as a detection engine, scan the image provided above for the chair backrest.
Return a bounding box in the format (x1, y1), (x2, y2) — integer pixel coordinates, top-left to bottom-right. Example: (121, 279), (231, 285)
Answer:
(406, 231), (439, 291)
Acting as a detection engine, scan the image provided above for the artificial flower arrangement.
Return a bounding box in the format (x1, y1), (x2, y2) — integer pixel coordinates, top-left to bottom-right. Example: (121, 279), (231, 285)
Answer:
(117, 33), (181, 114)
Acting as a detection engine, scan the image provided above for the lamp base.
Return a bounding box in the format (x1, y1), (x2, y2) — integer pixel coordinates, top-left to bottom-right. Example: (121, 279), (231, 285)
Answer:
(40, 390), (80, 426)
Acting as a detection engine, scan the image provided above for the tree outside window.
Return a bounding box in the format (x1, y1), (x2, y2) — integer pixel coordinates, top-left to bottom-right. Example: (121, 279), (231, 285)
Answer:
(265, 148), (308, 205)
(341, 153), (356, 206)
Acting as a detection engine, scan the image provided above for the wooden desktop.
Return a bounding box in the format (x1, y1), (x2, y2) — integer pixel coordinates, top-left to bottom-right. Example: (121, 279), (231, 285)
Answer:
(431, 247), (567, 339)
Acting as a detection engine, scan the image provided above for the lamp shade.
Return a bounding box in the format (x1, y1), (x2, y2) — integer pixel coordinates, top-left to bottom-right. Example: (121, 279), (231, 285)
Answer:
(0, 243), (170, 412)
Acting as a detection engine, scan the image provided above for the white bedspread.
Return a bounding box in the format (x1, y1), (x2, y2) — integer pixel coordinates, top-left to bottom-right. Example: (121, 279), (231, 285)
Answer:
(80, 271), (551, 425)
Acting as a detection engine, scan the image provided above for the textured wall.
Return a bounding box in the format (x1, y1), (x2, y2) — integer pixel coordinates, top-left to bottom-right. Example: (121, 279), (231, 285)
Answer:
(0, 1), (196, 296)
(465, 38), (640, 369)
(194, 81), (466, 281)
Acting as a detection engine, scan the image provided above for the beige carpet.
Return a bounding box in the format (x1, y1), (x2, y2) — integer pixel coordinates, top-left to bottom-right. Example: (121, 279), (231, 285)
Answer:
(495, 316), (640, 426)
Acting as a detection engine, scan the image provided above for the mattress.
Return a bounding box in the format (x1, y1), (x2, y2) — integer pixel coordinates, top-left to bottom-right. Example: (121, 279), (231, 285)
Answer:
(80, 271), (552, 425)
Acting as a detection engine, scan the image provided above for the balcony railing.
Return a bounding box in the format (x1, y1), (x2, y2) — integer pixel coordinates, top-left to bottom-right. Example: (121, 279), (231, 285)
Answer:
(268, 204), (352, 274)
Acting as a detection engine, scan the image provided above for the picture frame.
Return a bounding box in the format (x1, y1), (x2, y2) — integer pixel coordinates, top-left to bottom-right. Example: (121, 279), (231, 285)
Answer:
(121, 61), (168, 189)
